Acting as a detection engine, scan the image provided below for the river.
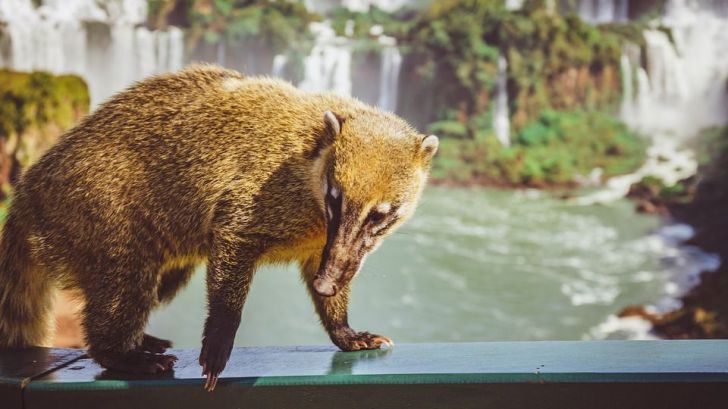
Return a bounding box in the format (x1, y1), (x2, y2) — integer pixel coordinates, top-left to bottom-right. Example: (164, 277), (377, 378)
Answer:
(148, 186), (714, 347)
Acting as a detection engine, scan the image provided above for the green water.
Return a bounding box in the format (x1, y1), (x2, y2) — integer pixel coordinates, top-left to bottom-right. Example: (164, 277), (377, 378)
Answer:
(148, 186), (684, 347)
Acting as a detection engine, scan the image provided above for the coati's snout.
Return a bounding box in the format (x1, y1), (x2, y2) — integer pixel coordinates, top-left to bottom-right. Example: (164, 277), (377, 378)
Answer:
(313, 182), (366, 297)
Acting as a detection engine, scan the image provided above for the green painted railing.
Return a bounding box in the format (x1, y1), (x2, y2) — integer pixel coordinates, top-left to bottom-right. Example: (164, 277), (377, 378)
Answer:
(2, 340), (728, 408)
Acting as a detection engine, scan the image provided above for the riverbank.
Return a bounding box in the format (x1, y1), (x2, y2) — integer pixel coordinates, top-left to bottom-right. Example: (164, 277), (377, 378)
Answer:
(621, 126), (728, 338)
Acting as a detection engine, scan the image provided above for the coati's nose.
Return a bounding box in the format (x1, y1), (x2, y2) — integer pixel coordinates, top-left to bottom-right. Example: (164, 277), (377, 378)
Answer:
(313, 278), (338, 297)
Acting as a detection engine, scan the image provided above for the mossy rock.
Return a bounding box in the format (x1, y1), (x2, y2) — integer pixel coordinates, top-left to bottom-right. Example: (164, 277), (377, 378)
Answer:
(0, 70), (89, 194)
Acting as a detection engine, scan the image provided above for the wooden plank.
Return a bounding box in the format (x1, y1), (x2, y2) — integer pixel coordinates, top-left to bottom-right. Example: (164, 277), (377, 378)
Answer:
(11, 341), (728, 408)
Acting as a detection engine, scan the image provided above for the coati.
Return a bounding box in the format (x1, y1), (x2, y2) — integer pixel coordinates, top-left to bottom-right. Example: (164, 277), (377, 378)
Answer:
(0, 65), (438, 390)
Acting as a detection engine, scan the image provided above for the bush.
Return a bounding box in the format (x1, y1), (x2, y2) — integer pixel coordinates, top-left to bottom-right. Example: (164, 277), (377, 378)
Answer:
(430, 110), (646, 186)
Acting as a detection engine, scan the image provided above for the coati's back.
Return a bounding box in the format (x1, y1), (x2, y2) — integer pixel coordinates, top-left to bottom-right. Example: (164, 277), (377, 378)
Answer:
(14, 66), (349, 264)
(0, 65), (335, 346)
(0, 64), (438, 387)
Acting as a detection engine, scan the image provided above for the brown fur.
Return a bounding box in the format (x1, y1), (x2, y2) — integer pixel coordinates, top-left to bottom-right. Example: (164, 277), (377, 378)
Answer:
(0, 64), (436, 390)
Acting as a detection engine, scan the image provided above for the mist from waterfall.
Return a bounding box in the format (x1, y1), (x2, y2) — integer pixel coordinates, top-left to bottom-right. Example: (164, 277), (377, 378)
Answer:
(621, 0), (728, 137)
(0, 0), (184, 107)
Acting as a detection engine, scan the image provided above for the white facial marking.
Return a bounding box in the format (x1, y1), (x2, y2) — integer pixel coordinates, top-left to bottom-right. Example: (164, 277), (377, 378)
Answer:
(376, 202), (391, 214)
(396, 203), (409, 217)
(330, 186), (340, 199)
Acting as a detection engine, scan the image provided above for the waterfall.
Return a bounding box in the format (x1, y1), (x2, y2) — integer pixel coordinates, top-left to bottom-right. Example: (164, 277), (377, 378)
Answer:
(298, 22), (353, 96)
(271, 54), (288, 78)
(493, 55), (511, 147)
(578, 0), (629, 23)
(579, 0), (728, 204)
(0, 0), (184, 108)
(305, 0), (414, 13)
(505, 0), (524, 10)
(298, 21), (404, 113)
(619, 54), (633, 120)
(376, 38), (402, 112)
(622, 0), (728, 137)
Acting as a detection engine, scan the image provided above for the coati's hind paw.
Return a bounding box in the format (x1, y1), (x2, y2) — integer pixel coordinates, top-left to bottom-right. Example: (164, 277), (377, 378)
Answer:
(94, 350), (178, 374)
(333, 329), (394, 352)
(139, 334), (173, 354)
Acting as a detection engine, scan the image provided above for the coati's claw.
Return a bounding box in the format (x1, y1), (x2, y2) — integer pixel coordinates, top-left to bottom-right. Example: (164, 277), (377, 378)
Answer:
(139, 334), (173, 354)
(199, 328), (235, 391)
(94, 351), (177, 374)
(335, 330), (394, 351)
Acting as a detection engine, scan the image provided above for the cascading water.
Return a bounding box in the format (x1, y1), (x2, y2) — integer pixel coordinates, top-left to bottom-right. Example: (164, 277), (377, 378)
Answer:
(0, 0), (184, 108)
(626, 1), (728, 136)
(376, 37), (402, 112)
(297, 21), (404, 113)
(577, 0), (728, 204)
(271, 54), (288, 79)
(298, 22), (353, 96)
(578, 0), (629, 23)
(493, 55), (511, 147)
(304, 0), (414, 13)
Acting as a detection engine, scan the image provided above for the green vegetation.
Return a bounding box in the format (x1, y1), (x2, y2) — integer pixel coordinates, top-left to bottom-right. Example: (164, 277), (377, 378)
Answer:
(431, 110), (646, 186)
(330, 5), (414, 39)
(391, 0), (652, 186)
(184, 1), (318, 52)
(0, 70), (89, 197)
(150, 0), (319, 81)
(397, 0), (648, 132)
(145, 0), (653, 188)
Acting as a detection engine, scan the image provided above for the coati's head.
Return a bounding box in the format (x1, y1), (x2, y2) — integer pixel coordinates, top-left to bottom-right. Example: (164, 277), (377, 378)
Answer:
(313, 110), (438, 297)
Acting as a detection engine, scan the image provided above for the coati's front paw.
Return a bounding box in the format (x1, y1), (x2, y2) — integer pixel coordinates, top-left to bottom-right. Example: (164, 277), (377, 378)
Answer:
(332, 328), (394, 351)
(199, 329), (235, 391)
(139, 334), (172, 354)
(93, 350), (178, 374)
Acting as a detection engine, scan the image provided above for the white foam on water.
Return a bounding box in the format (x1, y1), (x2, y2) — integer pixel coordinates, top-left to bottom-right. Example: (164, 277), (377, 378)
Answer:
(587, 315), (658, 340)
(587, 223), (722, 339)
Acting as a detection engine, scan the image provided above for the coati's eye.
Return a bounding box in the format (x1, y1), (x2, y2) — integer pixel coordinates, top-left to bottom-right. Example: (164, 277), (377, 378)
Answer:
(367, 210), (387, 225)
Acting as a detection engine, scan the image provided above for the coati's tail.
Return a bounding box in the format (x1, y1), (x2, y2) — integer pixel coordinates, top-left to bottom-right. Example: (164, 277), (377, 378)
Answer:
(0, 214), (53, 347)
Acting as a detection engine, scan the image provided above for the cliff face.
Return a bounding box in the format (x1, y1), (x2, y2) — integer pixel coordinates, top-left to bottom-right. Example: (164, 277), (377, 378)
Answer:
(0, 70), (89, 198)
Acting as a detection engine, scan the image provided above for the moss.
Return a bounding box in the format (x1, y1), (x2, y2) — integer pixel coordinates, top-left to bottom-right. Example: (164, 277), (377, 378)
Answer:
(0, 70), (89, 194)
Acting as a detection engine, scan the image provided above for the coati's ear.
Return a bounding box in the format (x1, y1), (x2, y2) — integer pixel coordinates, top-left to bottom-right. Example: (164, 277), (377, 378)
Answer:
(310, 111), (342, 159)
(323, 111), (342, 140)
(419, 134), (439, 163)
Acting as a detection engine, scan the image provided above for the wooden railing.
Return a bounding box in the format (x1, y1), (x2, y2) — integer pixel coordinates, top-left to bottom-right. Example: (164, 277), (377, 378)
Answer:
(2, 340), (728, 408)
